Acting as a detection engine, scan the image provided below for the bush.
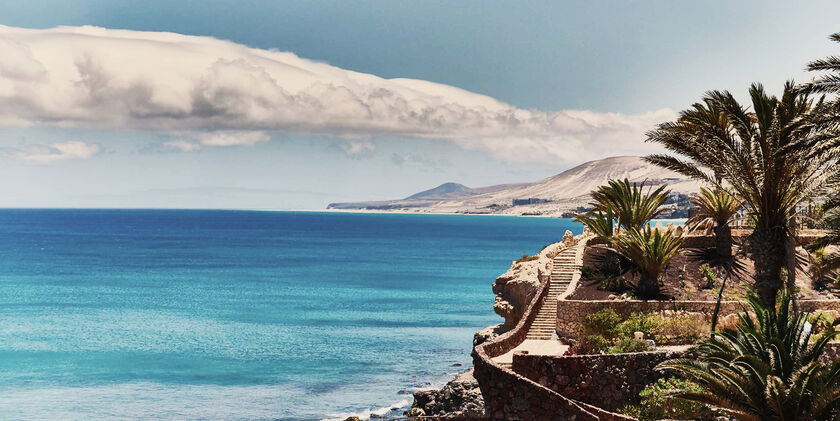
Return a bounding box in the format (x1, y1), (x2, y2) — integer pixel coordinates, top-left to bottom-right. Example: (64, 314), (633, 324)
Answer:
(597, 275), (628, 292)
(616, 312), (657, 339)
(653, 313), (708, 345)
(580, 308), (622, 339)
(808, 310), (840, 335)
(580, 265), (598, 279)
(565, 335), (611, 355)
(621, 377), (713, 420)
(608, 337), (651, 354)
(699, 264), (719, 289)
(616, 311), (709, 346)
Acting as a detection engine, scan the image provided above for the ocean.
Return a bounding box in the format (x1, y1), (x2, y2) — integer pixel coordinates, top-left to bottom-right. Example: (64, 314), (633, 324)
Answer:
(0, 210), (582, 420)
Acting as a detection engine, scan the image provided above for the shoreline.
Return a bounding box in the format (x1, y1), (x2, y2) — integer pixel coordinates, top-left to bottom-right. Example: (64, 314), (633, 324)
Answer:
(256, 208), (689, 223)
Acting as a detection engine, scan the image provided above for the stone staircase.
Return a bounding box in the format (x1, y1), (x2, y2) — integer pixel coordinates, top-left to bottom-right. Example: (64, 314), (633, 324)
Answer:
(525, 246), (580, 340)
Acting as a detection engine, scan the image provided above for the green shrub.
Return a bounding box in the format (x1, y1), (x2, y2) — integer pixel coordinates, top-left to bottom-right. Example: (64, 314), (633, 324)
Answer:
(580, 308), (622, 339)
(565, 335), (611, 355)
(808, 311), (838, 335)
(652, 313), (708, 345)
(699, 264), (719, 289)
(597, 275), (628, 292)
(607, 337), (651, 354)
(620, 377), (712, 420)
(616, 312), (657, 339)
(580, 265), (598, 279)
(615, 312), (709, 346)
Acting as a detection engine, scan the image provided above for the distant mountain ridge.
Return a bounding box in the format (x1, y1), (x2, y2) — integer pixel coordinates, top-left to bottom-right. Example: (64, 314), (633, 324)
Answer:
(404, 182), (471, 200)
(327, 156), (702, 217)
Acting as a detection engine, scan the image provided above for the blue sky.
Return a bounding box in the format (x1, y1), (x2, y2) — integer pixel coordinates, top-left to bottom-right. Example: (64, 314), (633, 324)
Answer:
(1, 1), (839, 208)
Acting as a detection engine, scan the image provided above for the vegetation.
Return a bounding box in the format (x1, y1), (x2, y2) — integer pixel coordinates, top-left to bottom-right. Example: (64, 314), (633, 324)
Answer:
(589, 178), (670, 231)
(607, 337), (651, 354)
(621, 377), (713, 421)
(611, 226), (683, 297)
(645, 82), (835, 306)
(573, 206), (615, 240)
(515, 253), (539, 263)
(573, 309), (707, 355)
(699, 263), (719, 289)
(804, 32), (840, 95)
(658, 290), (840, 420)
(579, 307), (622, 339)
(687, 187), (741, 258)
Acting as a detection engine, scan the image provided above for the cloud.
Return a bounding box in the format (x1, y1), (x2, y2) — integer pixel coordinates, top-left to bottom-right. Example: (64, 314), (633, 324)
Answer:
(163, 139), (202, 152)
(22, 140), (100, 163)
(0, 25), (675, 164)
(340, 139), (376, 156)
(198, 130), (269, 147)
(390, 152), (451, 169)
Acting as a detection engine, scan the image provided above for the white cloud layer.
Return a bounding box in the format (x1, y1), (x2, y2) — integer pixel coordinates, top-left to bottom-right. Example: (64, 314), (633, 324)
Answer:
(340, 139), (376, 156)
(0, 25), (674, 164)
(22, 141), (100, 163)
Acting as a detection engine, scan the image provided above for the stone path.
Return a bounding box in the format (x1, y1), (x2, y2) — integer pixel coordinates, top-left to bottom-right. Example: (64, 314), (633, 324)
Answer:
(527, 246), (579, 340)
(493, 244), (583, 368)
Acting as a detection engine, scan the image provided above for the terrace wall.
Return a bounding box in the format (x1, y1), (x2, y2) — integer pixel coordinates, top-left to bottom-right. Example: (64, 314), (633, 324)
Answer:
(512, 351), (683, 412)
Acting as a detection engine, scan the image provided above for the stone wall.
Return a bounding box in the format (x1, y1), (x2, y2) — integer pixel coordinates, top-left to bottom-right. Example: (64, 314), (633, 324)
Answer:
(557, 299), (840, 339)
(512, 351), (683, 412)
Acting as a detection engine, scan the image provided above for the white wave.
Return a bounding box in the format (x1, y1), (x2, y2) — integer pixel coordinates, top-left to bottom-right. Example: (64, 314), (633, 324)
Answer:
(320, 398), (411, 421)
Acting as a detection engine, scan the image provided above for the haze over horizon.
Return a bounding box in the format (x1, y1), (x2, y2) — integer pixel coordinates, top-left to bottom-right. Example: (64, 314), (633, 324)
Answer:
(2, 1), (839, 209)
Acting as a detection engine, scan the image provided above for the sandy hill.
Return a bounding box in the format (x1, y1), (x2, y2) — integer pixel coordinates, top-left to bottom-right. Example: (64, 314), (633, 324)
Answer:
(328, 156), (703, 216)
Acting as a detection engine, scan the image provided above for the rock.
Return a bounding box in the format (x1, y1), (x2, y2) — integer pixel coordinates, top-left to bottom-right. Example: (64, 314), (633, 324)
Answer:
(397, 389), (412, 395)
(473, 323), (508, 347)
(409, 369), (487, 418)
(452, 363), (462, 367)
(492, 241), (566, 327)
(343, 417), (362, 421)
(405, 407), (425, 417)
(561, 230), (576, 246)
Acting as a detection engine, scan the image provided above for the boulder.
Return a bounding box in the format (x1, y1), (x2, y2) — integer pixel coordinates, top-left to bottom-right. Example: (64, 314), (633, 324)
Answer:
(409, 369), (487, 418)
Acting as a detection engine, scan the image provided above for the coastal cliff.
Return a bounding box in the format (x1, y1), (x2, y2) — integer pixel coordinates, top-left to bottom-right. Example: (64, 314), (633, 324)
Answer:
(492, 236), (570, 328)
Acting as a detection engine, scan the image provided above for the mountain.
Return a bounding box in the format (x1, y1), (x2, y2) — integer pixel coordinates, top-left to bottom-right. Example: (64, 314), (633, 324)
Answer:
(404, 182), (471, 200)
(327, 156), (702, 216)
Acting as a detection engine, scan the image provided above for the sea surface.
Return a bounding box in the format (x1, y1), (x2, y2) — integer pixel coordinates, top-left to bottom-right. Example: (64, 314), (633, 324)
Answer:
(0, 210), (582, 420)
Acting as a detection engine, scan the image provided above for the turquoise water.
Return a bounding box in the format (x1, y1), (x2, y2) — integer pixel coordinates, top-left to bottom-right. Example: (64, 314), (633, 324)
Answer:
(0, 210), (582, 420)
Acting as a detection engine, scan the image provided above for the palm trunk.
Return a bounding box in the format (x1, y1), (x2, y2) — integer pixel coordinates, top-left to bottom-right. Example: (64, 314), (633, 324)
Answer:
(603, 247), (621, 276)
(637, 275), (659, 298)
(710, 271), (729, 337)
(786, 218), (799, 311)
(713, 223), (732, 258)
(749, 226), (786, 307)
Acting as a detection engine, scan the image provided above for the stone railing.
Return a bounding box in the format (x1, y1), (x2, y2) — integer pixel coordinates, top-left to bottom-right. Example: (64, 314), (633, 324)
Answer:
(512, 351), (683, 412)
(557, 299), (840, 340)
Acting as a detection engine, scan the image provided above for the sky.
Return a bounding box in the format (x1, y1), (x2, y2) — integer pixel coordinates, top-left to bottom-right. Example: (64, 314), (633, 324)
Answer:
(1, 1), (839, 209)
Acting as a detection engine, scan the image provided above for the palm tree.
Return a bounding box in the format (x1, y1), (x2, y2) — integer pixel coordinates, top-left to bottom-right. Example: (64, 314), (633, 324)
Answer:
(658, 290), (840, 420)
(804, 32), (840, 94)
(590, 178), (670, 231)
(573, 205), (615, 240)
(645, 82), (832, 306)
(611, 226), (682, 298)
(687, 187), (741, 258)
(808, 196), (840, 285)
